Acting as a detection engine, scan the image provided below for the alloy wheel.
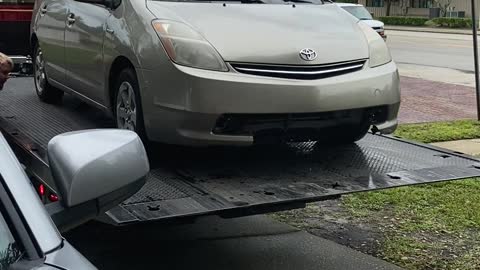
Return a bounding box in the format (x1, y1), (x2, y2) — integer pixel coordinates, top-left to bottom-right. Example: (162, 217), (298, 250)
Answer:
(34, 49), (46, 94)
(116, 81), (137, 131)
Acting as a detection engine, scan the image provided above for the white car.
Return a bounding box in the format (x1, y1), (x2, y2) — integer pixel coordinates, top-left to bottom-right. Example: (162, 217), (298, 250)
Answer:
(0, 129), (149, 269)
(337, 3), (386, 40)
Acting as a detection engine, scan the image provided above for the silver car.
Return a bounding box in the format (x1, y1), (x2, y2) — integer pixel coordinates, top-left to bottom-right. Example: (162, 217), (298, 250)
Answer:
(31, 0), (400, 146)
(0, 129), (149, 269)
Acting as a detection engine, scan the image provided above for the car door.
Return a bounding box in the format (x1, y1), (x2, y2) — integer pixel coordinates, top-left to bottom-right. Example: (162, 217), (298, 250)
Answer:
(0, 132), (97, 269)
(33, 0), (69, 86)
(0, 175), (97, 270)
(64, 0), (111, 106)
(0, 204), (27, 270)
(0, 181), (56, 270)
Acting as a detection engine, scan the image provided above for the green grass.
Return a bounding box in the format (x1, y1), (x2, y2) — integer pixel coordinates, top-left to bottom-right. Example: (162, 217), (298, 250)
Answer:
(343, 179), (480, 233)
(342, 120), (480, 269)
(393, 120), (480, 144)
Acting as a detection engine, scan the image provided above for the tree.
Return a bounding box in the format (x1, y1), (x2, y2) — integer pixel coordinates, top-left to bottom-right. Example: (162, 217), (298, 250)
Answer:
(398, 0), (409, 16)
(385, 0), (393, 16)
(385, 0), (401, 17)
(433, 0), (453, 17)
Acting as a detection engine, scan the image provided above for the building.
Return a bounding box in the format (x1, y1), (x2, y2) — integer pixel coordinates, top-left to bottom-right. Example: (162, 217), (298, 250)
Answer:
(355, 0), (480, 19)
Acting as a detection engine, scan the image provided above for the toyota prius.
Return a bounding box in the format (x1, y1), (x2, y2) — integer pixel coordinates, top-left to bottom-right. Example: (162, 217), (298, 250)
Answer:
(31, 0), (400, 146)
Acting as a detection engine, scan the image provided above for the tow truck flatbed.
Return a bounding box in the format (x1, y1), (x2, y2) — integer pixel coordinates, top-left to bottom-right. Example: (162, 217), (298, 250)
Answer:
(2, 77), (480, 225)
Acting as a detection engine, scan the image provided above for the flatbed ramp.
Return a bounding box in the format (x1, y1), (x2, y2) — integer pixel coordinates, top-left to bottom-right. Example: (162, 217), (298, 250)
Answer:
(2, 77), (480, 225)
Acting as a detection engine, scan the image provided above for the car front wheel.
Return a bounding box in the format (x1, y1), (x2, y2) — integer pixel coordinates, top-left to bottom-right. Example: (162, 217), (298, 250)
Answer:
(114, 68), (147, 142)
(331, 122), (371, 144)
(33, 44), (64, 104)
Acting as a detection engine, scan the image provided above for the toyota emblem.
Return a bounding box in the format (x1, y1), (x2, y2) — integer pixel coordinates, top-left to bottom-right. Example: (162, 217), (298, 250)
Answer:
(299, 48), (317, 61)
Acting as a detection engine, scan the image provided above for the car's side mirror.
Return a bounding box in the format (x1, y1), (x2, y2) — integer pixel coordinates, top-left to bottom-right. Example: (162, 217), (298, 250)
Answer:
(46, 129), (149, 231)
(107, 0), (122, 9)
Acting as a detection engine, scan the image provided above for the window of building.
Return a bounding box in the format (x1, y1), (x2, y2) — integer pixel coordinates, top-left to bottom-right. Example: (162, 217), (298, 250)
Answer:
(410, 0), (433, 8)
(366, 0), (384, 7)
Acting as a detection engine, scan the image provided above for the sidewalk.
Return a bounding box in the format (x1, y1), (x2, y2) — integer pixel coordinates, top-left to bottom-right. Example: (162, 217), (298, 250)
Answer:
(431, 139), (480, 156)
(385, 25), (476, 35)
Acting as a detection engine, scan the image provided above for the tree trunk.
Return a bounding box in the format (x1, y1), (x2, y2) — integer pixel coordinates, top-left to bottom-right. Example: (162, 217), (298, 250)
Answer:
(386, 0), (392, 16)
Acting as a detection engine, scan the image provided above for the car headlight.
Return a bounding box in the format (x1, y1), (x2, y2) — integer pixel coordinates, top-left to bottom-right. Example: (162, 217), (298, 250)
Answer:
(358, 21), (391, 68)
(152, 20), (228, 72)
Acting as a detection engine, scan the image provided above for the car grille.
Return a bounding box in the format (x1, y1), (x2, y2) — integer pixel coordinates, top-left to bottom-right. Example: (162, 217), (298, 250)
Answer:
(372, 26), (383, 30)
(212, 106), (389, 137)
(230, 59), (366, 80)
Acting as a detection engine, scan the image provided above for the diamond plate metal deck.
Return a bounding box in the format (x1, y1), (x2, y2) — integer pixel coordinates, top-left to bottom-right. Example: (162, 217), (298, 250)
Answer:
(2, 77), (480, 225)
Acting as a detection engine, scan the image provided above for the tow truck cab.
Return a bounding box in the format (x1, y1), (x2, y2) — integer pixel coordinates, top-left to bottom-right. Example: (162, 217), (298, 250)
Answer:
(0, 0), (34, 73)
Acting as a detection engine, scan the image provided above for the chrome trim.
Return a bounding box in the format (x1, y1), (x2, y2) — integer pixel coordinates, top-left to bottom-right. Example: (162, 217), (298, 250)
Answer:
(233, 59), (366, 69)
(230, 59), (366, 79)
(8, 56), (31, 65)
(234, 63), (364, 76)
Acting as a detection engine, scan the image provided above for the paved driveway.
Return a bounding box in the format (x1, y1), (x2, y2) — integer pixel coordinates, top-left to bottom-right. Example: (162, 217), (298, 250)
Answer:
(398, 76), (476, 123)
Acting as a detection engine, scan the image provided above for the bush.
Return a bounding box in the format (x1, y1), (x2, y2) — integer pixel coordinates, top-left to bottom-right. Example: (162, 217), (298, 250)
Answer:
(378, 16), (473, 28)
(429, 17), (472, 28)
(378, 16), (429, 26)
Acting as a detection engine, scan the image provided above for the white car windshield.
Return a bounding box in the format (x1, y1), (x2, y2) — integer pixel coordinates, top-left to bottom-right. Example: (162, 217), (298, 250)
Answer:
(342, 6), (373, 20)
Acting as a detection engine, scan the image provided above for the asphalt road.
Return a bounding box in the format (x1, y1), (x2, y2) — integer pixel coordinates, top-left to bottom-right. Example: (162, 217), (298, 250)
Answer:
(66, 215), (401, 270)
(387, 30), (476, 72)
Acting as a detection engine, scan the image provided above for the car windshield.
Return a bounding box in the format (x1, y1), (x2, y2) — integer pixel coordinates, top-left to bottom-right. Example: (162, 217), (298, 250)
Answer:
(150, 0), (326, 4)
(341, 6), (373, 20)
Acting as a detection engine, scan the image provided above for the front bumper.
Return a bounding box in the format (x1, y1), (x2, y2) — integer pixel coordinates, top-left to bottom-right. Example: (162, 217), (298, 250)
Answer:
(376, 30), (387, 41)
(138, 60), (400, 146)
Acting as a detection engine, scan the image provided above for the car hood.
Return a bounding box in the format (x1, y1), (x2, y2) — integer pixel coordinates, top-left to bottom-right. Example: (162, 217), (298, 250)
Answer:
(361, 19), (384, 28)
(146, 2), (369, 65)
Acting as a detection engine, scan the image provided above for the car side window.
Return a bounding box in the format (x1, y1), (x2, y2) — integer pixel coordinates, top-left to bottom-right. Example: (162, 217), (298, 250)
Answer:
(0, 209), (23, 270)
(111, 0), (121, 8)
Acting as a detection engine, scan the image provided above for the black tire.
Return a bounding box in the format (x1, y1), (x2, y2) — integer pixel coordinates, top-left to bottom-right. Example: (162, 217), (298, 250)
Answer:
(33, 44), (64, 104)
(113, 68), (148, 143)
(331, 122), (371, 144)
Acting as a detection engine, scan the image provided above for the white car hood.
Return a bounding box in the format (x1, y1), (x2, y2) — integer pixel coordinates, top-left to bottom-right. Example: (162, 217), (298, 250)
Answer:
(361, 19), (384, 28)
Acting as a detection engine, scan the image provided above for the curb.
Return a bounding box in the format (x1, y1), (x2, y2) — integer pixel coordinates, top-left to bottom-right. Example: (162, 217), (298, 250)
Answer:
(385, 26), (475, 36)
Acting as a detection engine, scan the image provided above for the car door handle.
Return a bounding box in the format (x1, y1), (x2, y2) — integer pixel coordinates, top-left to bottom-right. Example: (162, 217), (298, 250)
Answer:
(40, 5), (47, 15)
(67, 13), (76, 25)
